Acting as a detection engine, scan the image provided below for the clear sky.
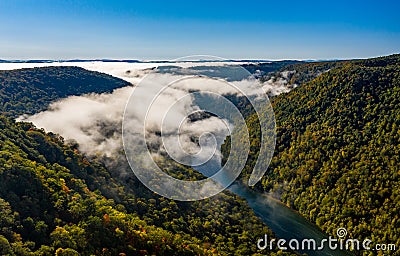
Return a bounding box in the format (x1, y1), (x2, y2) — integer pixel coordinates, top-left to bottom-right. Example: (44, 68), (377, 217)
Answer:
(0, 0), (399, 60)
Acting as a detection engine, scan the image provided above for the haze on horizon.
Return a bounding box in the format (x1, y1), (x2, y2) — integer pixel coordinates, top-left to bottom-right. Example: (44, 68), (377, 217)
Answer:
(0, 0), (399, 60)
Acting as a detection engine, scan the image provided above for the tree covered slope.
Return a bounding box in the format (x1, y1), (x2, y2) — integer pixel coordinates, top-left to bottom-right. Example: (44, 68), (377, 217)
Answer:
(0, 116), (218, 255)
(0, 66), (295, 255)
(0, 66), (129, 117)
(241, 54), (400, 250)
(0, 113), (297, 256)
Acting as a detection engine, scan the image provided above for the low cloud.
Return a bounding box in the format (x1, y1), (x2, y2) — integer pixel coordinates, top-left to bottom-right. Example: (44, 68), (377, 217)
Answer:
(18, 64), (296, 176)
(19, 86), (133, 156)
(262, 70), (297, 96)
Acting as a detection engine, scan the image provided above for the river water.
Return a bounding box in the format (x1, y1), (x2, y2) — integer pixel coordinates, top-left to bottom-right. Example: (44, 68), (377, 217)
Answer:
(195, 162), (353, 256)
(227, 182), (353, 256)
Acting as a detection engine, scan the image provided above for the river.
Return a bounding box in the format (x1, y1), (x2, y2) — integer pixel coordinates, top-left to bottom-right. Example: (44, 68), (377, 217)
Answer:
(195, 162), (353, 256)
(227, 182), (354, 256)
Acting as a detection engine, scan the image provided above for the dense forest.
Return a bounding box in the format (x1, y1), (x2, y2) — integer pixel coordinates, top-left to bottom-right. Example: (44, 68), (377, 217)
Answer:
(258, 60), (346, 88)
(231, 54), (400, 254)
(0, 67), (294, 255)
(0, 66), (129, 117)
(242, 60), (302, 77)
(2, 54), (399, 254)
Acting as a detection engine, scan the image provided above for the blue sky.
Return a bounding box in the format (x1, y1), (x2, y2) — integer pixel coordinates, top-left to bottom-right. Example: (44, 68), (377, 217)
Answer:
(0, 0), (399, 60)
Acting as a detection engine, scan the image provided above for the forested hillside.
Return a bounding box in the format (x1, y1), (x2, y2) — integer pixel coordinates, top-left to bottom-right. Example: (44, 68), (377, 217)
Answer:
(0, 67), (294, 255)
(242, 60), (302, 77)
(4, 54), (399, 255)
(260, 60), (346, 87)
(0, 116), (216, 255)
(237, 54), (400, 252)
(0, 66), (129, 117)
